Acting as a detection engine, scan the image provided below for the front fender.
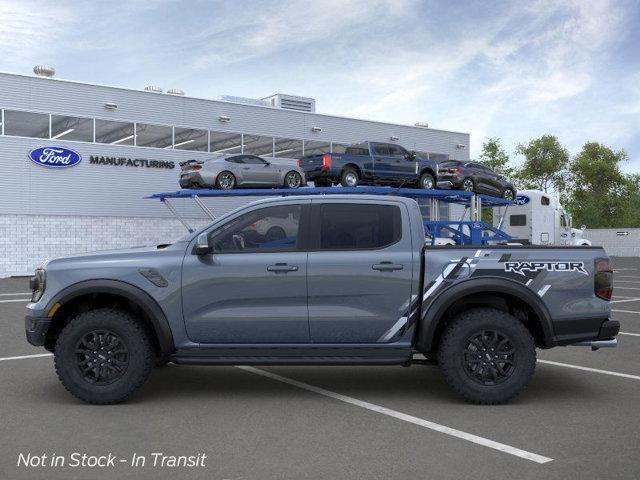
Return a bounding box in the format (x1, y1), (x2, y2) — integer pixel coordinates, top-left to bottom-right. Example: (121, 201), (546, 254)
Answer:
(415, 276), (555, 352)
(45, 279), (175, 356)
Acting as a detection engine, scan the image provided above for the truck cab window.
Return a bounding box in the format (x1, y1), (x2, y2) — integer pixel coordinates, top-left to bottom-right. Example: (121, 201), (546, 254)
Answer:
(372, 144), (390, 156)
(541, 196), (550, 206)
(318, 204), (401, 250)
(210, 205), (301, 253)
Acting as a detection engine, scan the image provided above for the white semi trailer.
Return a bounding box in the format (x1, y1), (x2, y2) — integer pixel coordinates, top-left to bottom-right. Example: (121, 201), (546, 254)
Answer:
(493, 189), (591, 246)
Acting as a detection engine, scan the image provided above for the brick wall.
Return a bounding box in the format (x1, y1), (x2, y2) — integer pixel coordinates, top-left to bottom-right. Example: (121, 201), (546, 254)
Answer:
(0, 215), (210, 277)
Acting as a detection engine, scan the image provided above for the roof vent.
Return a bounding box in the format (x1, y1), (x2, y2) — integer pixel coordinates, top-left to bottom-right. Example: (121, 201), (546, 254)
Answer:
(33, 65), (55, 78)
(414, 122), (429, 128)
(167, 88), (185, 96)
(262, 93), (316, 113)
(144, 85), (163, 93)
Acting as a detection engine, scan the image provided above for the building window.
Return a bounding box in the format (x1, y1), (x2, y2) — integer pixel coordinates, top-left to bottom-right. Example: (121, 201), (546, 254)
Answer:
(95, 119), (135, 145)
(50, 114), (94, 142)
(416, 199), (450, 220)
(273, 137), (303, 159)
(243, 134), (274, 156)
(331, 143), (349, 154)
(303, 140), (330, 156)
(135, 123), (173, 148)
(3, 110), (50, 139)
(210, 131), (242, 154)
(173, 127), (208, 151)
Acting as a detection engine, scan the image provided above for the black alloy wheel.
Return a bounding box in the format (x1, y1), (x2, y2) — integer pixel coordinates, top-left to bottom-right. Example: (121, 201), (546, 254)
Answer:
(75, 330), (129, 385)
(462, 330), (515, 385)
(503, 188), (515, 200)
(462, 178), (474, 192)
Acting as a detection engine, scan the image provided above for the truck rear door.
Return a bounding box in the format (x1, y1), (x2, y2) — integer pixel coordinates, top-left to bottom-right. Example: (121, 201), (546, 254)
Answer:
(306, 200), (415, 343)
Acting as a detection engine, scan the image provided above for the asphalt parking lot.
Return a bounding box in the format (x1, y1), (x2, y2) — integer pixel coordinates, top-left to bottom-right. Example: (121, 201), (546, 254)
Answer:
(1, 258), (639, 480)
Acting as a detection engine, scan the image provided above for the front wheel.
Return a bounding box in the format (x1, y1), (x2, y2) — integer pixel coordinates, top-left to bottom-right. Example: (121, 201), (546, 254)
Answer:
(437, 308), (536, 404)
(54, 308), (155, 404)
(419, 172), (435, 189)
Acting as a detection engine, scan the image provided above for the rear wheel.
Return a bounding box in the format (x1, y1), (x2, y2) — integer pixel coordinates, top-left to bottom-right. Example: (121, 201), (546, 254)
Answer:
(461, 178), (475, 192)
(54, 308), (155, 404)
(419, 172), (435, 189)
(216, 171), (236, 190)
(437, 308), (536, 404)
(284, 171), (302, 189)
(340, 168), (359, 187)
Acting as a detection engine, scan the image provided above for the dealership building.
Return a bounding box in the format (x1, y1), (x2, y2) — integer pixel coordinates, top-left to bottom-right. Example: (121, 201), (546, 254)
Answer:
(0, 68), (470, 277)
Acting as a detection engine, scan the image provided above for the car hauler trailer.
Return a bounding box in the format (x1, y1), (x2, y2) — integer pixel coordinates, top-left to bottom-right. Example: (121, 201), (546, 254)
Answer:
(147, 186), (514, 246)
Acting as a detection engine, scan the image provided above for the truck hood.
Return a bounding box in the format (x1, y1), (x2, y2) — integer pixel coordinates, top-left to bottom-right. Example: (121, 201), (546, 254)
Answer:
(45, 242), (188, 268)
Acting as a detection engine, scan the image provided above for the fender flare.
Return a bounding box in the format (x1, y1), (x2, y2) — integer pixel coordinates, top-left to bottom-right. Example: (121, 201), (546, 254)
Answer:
(416, 276), (555, 351)
(46, 279), (175, 356)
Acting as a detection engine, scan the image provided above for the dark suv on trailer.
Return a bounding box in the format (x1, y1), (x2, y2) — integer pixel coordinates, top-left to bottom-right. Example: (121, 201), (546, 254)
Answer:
(436, 160), (516, 199)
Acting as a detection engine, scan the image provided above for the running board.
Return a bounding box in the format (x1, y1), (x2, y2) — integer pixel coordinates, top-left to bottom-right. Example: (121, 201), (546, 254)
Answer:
(170, 355), (409, 366)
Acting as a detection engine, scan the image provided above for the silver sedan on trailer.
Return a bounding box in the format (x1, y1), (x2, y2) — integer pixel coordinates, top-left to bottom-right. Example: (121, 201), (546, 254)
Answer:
(179, 154), (307, 190)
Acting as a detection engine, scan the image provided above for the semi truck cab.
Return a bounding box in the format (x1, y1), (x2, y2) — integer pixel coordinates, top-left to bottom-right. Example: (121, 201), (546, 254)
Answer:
(495, 189), (591, 246)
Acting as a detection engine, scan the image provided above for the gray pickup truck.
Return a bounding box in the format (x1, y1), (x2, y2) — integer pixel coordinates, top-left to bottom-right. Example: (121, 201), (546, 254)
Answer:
(25, 195), (618, 405)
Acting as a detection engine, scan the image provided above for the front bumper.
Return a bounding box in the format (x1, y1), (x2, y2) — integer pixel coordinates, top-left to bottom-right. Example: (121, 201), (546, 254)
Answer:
(25, 314), (51, 347)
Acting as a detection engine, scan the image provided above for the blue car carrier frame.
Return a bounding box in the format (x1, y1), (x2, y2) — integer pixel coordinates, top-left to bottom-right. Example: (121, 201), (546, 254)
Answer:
(147, 186), (513, 246)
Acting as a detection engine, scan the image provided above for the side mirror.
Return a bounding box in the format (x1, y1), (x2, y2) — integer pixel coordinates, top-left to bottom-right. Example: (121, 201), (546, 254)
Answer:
(194, 232), (212, 255)
(264, 160), (271, 166)
(581, 225), (586, 231)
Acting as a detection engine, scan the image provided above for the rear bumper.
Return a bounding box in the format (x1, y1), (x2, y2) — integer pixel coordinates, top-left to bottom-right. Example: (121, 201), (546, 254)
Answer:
(556, 319), (620, 347)
(179, 172), (208, 188)
(436, 178), (463, 190)
(25, 314), (51, 347)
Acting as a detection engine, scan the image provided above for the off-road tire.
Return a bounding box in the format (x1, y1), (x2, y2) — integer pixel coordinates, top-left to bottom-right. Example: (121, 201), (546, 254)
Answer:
(437, 308), (536, 405)
(340, 168), (359, 187)
(54, 308), (155, 404)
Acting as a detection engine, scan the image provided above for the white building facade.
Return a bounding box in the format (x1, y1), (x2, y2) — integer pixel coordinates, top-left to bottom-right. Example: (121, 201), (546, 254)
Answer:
(0, 71), (470, 276)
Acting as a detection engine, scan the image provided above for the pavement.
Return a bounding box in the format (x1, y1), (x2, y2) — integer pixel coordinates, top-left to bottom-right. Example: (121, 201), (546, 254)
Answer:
(1, 257), (639, 480)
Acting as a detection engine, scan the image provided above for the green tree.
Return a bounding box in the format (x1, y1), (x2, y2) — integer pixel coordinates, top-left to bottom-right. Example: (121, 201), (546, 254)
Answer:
(619, 174), (640, 227)
(515, 135), (569, 193)
(479, 137), (514, 177)
(566, 142), (628, 228)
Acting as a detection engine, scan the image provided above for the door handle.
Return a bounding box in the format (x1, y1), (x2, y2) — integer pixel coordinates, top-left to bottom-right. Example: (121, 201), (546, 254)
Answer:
(267, 263), (298, 273)
(372, 262), (404, 271)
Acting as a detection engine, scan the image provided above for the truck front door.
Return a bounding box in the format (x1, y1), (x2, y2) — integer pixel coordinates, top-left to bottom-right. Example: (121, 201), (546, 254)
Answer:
(306, 200), (415, 343)
(181, 202), (311, 344)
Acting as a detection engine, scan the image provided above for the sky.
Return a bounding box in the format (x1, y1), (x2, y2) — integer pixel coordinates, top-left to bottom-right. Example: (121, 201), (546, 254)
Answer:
(1, 0), (639, 171)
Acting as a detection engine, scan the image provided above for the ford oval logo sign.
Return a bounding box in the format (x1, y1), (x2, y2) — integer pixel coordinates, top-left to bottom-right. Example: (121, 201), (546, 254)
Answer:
(28, 146), (82, 168)
(514, 195), (530, 206)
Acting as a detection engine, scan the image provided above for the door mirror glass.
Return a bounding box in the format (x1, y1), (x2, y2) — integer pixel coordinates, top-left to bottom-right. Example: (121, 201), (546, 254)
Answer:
(194, 232), (212, 255)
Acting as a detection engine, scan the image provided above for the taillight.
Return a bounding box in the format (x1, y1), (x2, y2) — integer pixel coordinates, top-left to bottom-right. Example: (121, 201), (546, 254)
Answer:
(297, 159), (301, 167)
(322, 153), (331, 169)
(594, 258), (613, 301)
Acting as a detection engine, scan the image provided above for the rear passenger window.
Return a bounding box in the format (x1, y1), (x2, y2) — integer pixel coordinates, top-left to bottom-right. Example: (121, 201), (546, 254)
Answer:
(319, 204), (401, 250)
(510, 214), (527, 226)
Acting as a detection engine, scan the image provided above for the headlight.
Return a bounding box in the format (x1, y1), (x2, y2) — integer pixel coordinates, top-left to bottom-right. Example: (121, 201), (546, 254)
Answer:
(30, 268), (46, 302)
